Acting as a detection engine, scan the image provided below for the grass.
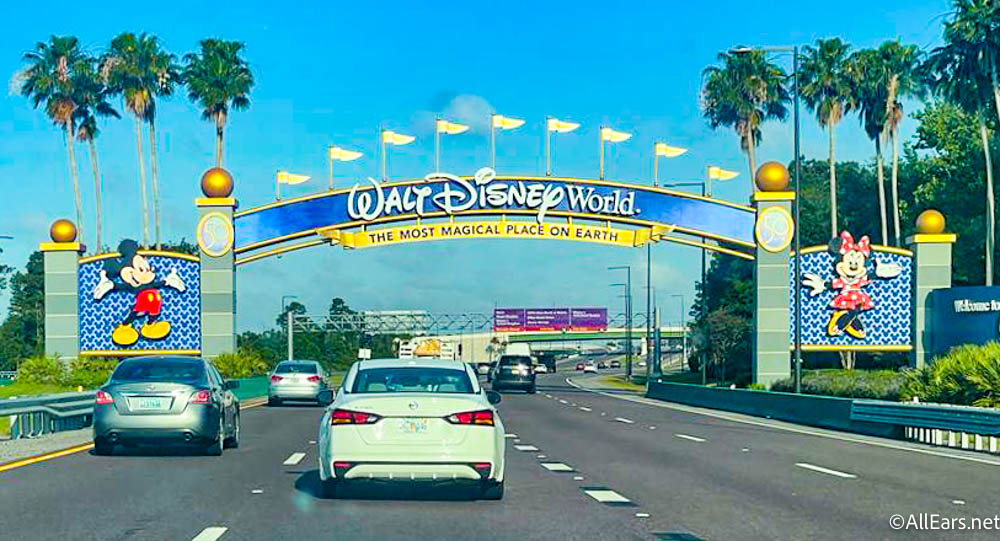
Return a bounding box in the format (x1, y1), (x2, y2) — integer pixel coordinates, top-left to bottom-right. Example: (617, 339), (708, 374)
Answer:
(0, 417), (8, 438)
(771, 369), (906, 400)
(0, 382), (78, 399)
(597, 375), (648, 392)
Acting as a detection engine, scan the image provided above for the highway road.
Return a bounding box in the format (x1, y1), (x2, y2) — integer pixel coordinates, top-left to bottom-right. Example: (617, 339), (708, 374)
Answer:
(2, 362), (999, 540)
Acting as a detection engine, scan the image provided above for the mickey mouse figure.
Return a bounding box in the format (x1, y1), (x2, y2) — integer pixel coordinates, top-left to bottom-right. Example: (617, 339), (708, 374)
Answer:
(802, 231), (902, 339)
(93, 239), (186, 346)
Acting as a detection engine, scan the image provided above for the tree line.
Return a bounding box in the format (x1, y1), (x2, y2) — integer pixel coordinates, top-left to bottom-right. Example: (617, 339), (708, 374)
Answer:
(15, 33), (254, 252)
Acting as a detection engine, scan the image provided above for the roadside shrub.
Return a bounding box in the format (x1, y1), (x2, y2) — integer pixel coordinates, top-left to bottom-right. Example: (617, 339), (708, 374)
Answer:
(901, 342), (1000, 408)
(213, 348), (270, 379)
(17, 355), (65, 385)
(63, 357), (119, 388)
(771, 369), (906, 400)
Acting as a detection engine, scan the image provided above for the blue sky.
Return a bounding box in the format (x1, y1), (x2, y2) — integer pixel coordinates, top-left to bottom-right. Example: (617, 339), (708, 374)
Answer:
(0, 0), (951, 331)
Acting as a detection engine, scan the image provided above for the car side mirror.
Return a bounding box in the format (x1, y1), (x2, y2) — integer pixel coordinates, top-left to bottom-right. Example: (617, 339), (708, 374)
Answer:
(317, 389), (335, 406)
(486, 390), (502, 405)
(223, 380), (240, 390)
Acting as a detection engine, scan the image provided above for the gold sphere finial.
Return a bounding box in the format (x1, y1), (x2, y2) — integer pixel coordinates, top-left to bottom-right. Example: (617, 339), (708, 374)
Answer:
(200, 167), (234, 198)
(49, 219), (77, 243)
(916, 209), (946, 234)
(755, 161), (790, 192)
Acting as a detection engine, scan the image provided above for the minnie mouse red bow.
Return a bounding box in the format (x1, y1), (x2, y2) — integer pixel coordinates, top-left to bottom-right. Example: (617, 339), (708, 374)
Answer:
(838, 231), (871, 255)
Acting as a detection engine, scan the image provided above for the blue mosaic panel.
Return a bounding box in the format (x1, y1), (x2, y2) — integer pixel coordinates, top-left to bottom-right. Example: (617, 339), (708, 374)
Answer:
(79, 255), (201, 353)
(789, 249), (912, 348)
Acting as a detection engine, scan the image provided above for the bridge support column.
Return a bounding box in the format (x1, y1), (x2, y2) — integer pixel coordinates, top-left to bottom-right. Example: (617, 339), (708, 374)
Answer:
(197, 168), (238, 360)
(907, 210), (956, 369)
(40, 220), (85, 361)
(751, 163), (796, 388)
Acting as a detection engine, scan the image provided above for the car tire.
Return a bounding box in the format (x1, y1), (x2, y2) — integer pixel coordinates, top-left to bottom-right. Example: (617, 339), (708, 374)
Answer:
(480, 480), (504, 500)
(319, 478), (339, 499)
(93, 437), (113, 456)
(205, 417), (224, 456)
(224, 413), (240, 449)
(268, 397), (281, 407)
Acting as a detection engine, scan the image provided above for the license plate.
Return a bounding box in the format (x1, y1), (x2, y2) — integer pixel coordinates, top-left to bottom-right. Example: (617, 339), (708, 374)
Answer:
(130, 397), (169, 411)
(398, 418), (428, 434)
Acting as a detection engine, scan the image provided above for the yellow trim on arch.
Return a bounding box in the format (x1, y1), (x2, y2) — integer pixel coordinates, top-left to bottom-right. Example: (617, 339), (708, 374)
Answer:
(79, 250), (200, 264)
(80, 349), (201, 357)
(795, 344), (913, 352)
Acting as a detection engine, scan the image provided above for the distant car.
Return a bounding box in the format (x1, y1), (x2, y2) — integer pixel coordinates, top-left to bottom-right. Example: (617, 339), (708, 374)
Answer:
(268, 360), (329, 406)
(638, 361), (647, 368)
(316, 358), (505, 500)
(492, 355), (537, 393)
(93, 356), (241, 456)
(597, 361), (608, 369)
(575, 362), (585, 371)
(534, 364), (549, 374)
(610, 360), (621, 369)
(583, 363), (598, 374)
(477, 364), (492, 376)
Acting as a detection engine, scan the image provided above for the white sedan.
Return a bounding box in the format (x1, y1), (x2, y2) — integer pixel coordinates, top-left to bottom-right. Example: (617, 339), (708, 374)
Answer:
(317, 358), (506, 500)
(583, 362), (598, 374)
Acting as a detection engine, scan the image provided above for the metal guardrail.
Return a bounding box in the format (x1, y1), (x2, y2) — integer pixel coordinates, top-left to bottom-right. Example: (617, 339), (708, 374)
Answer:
(0, 370), (17, 380)
(850, 400), (1000, 436)
(1, 391), (97, 439)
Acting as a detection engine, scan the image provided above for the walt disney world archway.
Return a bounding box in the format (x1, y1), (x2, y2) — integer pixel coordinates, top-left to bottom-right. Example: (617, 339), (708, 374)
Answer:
(38, 163), (956, 386)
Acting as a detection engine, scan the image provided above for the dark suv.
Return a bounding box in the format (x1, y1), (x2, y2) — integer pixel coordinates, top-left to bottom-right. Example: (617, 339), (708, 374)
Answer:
(491, 355), (537, 393)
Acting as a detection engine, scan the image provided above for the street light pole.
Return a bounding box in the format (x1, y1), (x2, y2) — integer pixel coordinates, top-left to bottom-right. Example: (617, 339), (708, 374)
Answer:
(609, 264), (632, 377)
(671, 294), (687, 373)
(281, 295), (298, 362)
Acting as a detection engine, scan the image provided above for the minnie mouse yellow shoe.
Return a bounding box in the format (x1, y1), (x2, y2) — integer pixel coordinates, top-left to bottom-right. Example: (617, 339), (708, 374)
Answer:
(140, 320), (171, 340)
(112, 324), (139, 346)
(826, 311), (846, 336)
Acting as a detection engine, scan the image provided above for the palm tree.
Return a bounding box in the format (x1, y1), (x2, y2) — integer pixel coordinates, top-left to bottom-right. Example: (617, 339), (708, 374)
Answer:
(702, 50), (790, 191)
(927, 8), (997, 286)
(847, 49), (890, 245)
(18, 36), (86, 244)
(799, 38), (854, 238)
(183, 39), (254, 167)
(144, 42), (179, 250)
(73, 59), (120, 253)
(879, 41), (925, 246)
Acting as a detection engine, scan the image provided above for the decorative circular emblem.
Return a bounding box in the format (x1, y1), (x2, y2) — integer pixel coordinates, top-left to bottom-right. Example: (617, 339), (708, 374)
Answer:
(197, 212), (234, 257)
(755, 206), (795, 253)
(408, 401), (419, 411)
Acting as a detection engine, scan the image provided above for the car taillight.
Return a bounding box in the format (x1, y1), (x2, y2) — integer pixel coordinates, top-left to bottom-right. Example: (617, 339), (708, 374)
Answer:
(330, 409), (381, 425)
(472, 462), (492, 477)
(189, 390), (212, 404)
(270, 375), (283, 383)
(95, 391), (114, 405)
(445, 410), (494, 426)
(307, 375), (321, 383)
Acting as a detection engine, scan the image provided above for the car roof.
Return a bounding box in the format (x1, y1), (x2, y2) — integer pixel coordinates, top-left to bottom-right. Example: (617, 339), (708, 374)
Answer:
(279, 360), (320, 365)
(357, 358), (467, 370)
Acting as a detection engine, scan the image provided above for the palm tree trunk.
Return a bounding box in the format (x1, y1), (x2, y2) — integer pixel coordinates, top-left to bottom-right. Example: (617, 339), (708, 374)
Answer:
(828, 124), (838, 237)
(148, 118), (162, 250)
(745, 130), (757, 193)
(215, 112), (225, 167)
(979, 116), (995, 286)
(875, 137), (888, 245)
(64, 124), (84, 246)
(891, 129), (901, 246)
(87, 138), (103, 253)
(134, 116), (150, 246)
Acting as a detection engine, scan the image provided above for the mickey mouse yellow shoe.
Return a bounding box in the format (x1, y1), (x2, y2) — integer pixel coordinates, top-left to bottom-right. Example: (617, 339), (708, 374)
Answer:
(112, 324), (139, 346)
(141, 320), (171, 340)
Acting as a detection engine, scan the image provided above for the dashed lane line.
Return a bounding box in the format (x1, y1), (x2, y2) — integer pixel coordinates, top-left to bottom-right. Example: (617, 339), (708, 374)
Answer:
(514, 444), (539, 452)
(504, 433), (518, 439)
(579, 407), (592, 412)
(614, 417), (635, 424)
(283, 452), (306, 466)
(675, 434), (706, 443)
(582, 487), (635, 506)
(191, 526), (228, 541)
(795, 462), (857, 479)
(541, 462), (575, 472)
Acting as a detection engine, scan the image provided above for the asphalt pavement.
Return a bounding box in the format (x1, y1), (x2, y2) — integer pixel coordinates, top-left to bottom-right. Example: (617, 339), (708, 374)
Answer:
(2, 363), (999, 540)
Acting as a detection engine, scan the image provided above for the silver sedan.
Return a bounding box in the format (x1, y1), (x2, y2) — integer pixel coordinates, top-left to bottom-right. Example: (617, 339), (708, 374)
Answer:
(268, 360), (329, 405)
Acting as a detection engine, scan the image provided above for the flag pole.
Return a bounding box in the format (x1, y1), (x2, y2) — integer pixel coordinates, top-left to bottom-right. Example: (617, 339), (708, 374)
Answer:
(545, 116), (551, 176)
(490, 115), (497, 170)
(276, 171), (281, 201)
(599, 127), (605, 180)
(381, 129), (387, 181)
(328, 146), (334, 190)
(434, 118), (441, 172)
(653, 145), (659, 186)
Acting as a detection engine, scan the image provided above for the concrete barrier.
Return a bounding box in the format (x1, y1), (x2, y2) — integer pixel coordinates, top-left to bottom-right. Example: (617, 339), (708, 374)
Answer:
(645, 380), (900, 438)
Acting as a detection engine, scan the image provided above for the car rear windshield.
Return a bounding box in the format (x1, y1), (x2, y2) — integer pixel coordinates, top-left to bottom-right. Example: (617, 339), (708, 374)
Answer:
(352, 367), (473, 394)
(275, 362), (318, 374)
(111, 360), (206, 384)
(499, 355), (532, 367)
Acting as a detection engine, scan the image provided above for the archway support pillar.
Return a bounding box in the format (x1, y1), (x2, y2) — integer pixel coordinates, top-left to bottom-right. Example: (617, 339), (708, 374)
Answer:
(752, 191), (794, 387)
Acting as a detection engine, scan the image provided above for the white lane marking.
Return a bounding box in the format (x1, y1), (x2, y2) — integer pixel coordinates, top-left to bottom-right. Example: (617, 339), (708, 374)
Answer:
(537, 454), (547, 459)
(545, 394), (552, 398)
(741, 448), (750, 452)
(514, 445), (539, 451)
(541, 462), (575, 472)
(504, 433), (518, 439)
(579, 406), (592, 412)
(573, 475), (584, 480)
(952, 499), (966, 505)
(308, 440), (316, 445)
(648, 426), (656, 430)
(675, 434), (706, 443)
(615, 417), (635, 424)
(600, 412), (606, 416)
(513, 439), (521, 443)
(251, 489), (263, 494)
(559, 399), (569, 405)
(571, 403), (577, 406)
(635, 513), (650, 518)
(283, 452), (306, 465)
(583, 489), (631, 503)
(795, 462), (857, 479)
(191, 527), (228, 541)
(563, 377), (1000, 468)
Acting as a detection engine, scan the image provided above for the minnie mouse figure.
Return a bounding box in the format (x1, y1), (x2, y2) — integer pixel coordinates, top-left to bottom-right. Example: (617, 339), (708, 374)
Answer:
(802, 231), (902, 339)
